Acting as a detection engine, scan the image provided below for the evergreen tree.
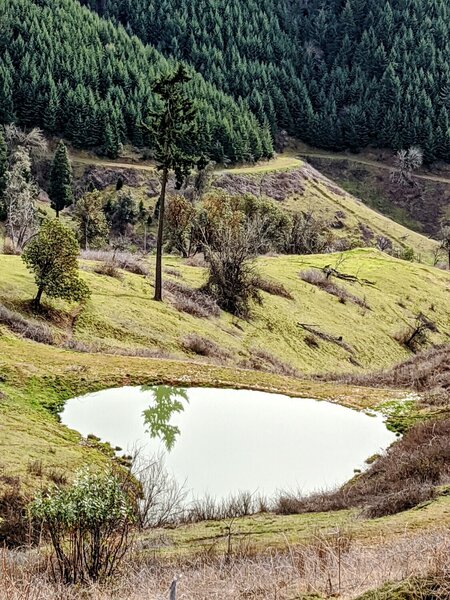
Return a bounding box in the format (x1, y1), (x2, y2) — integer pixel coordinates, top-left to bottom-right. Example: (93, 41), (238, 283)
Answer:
(0, 130), (7, 220)
(49, 140), (73, 217)
(145, 64), (204, 301)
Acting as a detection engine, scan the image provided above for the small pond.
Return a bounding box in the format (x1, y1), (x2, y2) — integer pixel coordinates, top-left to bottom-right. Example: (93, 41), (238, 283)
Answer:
(61, 386), (396, 500)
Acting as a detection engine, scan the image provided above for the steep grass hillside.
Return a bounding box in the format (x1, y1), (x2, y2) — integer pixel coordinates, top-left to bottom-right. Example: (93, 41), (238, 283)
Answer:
(1, 249), (448, 375)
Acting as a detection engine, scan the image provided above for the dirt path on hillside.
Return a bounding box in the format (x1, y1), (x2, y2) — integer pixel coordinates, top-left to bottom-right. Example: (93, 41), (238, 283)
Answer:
(70, 150), (450, 186)
(299, 150), (450, 186)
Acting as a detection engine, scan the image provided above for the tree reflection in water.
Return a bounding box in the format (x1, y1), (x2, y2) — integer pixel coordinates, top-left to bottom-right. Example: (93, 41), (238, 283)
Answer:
(142, 386), (188, 451)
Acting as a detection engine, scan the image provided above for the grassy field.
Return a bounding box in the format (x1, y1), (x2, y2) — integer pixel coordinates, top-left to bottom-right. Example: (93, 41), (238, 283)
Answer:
(1, 248), (449, 489)
(1, 249), (449, 374)
(1, 246), (450, 598)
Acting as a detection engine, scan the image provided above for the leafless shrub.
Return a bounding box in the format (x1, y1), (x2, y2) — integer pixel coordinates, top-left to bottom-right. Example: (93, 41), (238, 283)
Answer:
(181, 334), (230, 360)
(164, 267), (182, 278)
(27, 461), (43, 478)
(132, 451), (187, 528)
(47, 470), (67, 487)
(300, 269), (369, 308)
(165, 280), (220, 318)
(203, 219), (267, 318)
(376, 236), (393, 252)
(0, 304), (54, 345)
(419, 388), (450, 408)
(94, 261), (123, 280)
(3, 125), (48, 154)
(0, 481), (34, 548)
(187, 491), (263, 523)
(184, 253), (207, 267)
(284, 211), (332, 255)
(363, 483), (436, 519)
(62, 338), (98, 353)
(394, 312), (437, 352)
(245, 349), (301, 378)
(253, 277), (293, 299)
(81, 250), (149, 276)
(326, 345), (450, 395)
(391, 147), (423, 187)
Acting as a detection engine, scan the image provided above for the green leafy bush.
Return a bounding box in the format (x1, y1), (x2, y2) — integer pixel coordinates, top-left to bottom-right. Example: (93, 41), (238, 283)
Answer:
(30, 468), (136, 583)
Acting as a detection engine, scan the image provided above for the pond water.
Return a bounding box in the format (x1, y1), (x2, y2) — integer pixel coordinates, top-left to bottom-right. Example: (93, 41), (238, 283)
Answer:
(60, 386), (396, 500)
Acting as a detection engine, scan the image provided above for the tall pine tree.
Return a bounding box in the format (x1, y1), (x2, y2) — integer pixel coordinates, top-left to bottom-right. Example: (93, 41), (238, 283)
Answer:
(145, 64), (204, 302)
(0, 129), (7, 220)
(49, 140), (73, 218)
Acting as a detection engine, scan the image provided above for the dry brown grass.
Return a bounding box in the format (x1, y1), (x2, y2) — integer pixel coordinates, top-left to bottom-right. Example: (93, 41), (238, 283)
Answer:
(164, 281), (220, 318)
(1, 527), (449, 599)
(328, 345), (450, 402)
(241, 348), (301, 378)
(181, 334), (230, 360)
(81, 250), (149, 276)
(253, 277), (293, 299)
(93, 262), (124, 280)
(0, 304), (54, 345)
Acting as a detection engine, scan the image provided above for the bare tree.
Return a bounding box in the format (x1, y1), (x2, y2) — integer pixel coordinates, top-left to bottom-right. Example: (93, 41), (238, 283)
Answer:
(285, 209), (331, 255)
(3, 147), (38, 252)
(132, 450), (187, 528)
(390, 146), (423, 187)
(439, 225), (450, 268)
(3, 125), (48, 157)
(203, 217), (268, 318)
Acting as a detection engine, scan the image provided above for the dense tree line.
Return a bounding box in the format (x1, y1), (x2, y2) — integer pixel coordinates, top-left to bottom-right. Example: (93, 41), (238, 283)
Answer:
(83, 0), (450, 163)
(0, 0), (273, 162)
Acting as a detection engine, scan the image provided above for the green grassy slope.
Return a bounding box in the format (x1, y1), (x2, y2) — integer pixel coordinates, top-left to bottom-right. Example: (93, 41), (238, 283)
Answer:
(1, 249), (448, 375)
(5, 247), (449, 490)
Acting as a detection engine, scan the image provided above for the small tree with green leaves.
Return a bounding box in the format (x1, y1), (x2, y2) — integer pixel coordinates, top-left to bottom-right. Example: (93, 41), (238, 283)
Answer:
(30, 468), (136, 584)
(145, 64), (204, 301)
(22, 219), (90, 309)
(49, 140), (74, 217)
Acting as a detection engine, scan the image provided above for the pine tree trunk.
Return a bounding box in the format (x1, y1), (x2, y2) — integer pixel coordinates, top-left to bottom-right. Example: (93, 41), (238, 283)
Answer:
(154, 168), (168, 301)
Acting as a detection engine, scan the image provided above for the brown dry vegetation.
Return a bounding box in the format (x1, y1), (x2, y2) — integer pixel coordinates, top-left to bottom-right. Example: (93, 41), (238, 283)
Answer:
(337, 345), (450, 393)
(1, 527), (449, 599)
(0, 303), (54, 345)
(300, 268), (370, 308)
